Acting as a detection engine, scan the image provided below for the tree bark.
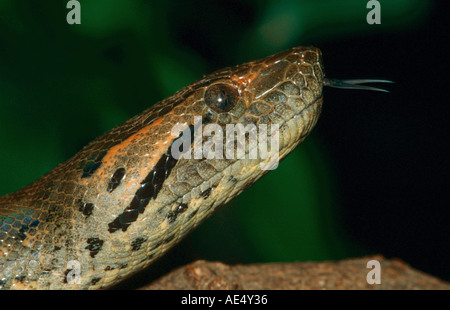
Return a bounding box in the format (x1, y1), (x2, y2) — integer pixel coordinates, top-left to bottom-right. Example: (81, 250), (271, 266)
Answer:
(139, 255), (449, 290)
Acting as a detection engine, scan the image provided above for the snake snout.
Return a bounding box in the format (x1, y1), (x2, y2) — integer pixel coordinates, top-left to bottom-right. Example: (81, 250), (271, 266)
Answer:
(246, 46), (324, 120)
(238, 47), (324, 153)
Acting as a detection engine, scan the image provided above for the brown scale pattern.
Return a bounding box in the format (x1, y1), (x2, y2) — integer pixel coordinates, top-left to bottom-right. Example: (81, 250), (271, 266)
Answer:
(0, 47), (324, 289)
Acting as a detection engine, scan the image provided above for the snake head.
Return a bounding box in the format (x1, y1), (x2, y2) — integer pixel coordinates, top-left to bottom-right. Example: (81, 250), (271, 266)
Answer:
(183, 46), (325, 170)
(186, 46), (393, 168)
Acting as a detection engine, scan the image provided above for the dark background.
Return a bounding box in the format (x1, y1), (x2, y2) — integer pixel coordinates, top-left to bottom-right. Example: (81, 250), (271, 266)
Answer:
(0, 0), (448, 288)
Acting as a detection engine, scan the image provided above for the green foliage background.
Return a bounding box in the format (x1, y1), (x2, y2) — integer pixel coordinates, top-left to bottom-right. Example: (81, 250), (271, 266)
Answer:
(0, 0), (433, 287)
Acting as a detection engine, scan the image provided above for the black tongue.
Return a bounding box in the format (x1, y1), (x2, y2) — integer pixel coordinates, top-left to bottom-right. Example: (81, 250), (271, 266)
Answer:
(324, 78), (394, 93)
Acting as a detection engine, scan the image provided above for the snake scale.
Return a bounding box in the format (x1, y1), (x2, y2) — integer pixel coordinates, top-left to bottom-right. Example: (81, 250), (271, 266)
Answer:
(0, 47), (390, 289)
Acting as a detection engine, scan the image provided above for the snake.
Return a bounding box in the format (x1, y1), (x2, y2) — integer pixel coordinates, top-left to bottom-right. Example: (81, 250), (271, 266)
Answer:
(0, 46), (391, 289)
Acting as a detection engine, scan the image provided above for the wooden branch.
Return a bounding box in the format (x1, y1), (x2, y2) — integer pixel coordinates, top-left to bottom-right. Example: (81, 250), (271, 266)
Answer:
(139, 255), (449, 290)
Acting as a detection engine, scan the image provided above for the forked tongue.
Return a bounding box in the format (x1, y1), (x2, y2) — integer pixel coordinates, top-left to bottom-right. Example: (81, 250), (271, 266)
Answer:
(324, 78), (394, 93)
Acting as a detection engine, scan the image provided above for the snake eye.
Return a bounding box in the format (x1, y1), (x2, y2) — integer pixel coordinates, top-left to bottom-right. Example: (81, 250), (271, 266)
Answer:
(204, 84), (239, 113)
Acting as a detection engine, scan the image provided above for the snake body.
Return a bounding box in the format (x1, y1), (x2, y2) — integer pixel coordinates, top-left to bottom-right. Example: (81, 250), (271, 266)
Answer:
(0, 47), (324, 289)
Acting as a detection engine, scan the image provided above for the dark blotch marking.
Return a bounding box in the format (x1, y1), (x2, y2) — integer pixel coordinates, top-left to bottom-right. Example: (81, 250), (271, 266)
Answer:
(15, 275), (26, 282)
(82, 162), (101, 178)
(78, 201), (94, 218)
(85, 238), (104, 258)
(107, 168), (126, 193)
(17, 225), (29, 240)
(200, 188), (212, 199)
(91, 277), (102, 285)
(119, 263), (128, 269)
(82, 151), (107, 178)
(107, 153), (177, 233)
(30, 219), (39, 228)
(54, 246), (62, 251)
(108, 128), (194, 233)
(131, 237), (147, 251)
(166, 203), (188, 224)
(105, 266), (114, 271)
